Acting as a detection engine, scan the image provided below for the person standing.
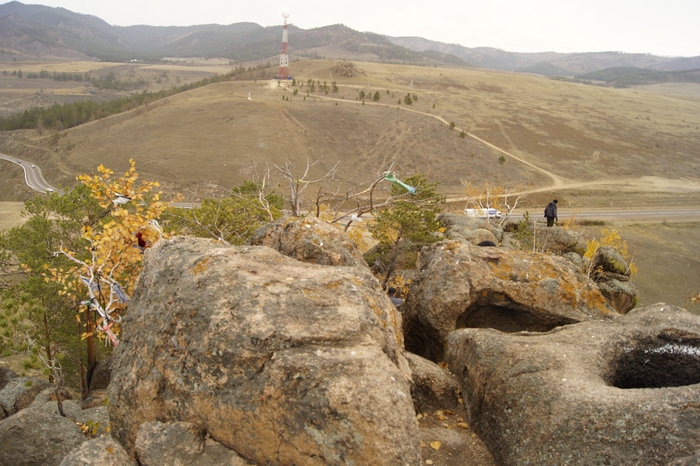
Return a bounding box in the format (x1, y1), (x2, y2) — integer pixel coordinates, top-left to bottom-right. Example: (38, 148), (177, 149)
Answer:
(387, 287), (404, 308)
(544, 199), (558, 227)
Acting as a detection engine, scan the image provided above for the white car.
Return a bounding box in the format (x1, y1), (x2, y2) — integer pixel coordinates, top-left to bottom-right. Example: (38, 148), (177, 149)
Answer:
(464, 208), (502, 219)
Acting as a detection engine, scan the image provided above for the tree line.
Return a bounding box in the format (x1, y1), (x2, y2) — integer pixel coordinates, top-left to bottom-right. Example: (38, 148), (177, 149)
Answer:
(0, 73), (234, 132)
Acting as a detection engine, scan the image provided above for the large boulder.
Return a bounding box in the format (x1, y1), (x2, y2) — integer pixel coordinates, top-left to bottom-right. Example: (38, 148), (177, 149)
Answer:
(597, 278), (639, 314)
(59, 436), (136, 466)
(534, 225), (586, 255)
(591, 245), (630, 276)
(109, 236), (420, 465)
(437, 212), (502, 244)
(0, 376), (52, 420)
(0, 408), (86, 466)
(590, 246), (638, 313)
(404, 240), (614, 361)
(247, 216), (366, 267)
(405, 352), (462, 414)
(445, 303), (700, 466)
(135, 421), (253, 466)
(0, 367), (18, 390)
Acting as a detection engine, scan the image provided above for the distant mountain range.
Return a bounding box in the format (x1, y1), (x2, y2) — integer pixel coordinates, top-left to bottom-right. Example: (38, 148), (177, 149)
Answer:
(1, 1), (699, 78)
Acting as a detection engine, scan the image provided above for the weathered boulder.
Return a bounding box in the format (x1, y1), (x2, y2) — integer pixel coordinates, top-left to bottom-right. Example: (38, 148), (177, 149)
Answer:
(597, 278), (639, 314)
(562, 251), (583, 270)
(404, 240), (614, 361)
(135, 421), (253, 466)
(73, 405), (111, 437)
(418, 427), (496, 466)
(59, 436), (135, 466)
(29, 386), (81, 411)
(670, 452), (700, 466)
(445, 303), (700, 466)
(592, 245), (630, 275)
(0, 408), (86, 466)
(109, 236), (420, 465)
(0, 376), (52, 420)
(534, 225), (586, 255)
(437, 212), (503, 244)
(405, 352), (462, 414)
(29, 395), (82, 419)
(247, 215), (366, 267)
(89, 357), (112, 391)
(81, 388), (108, 410)
(590, 246), (638, 313)
(0, 367), (18, 390)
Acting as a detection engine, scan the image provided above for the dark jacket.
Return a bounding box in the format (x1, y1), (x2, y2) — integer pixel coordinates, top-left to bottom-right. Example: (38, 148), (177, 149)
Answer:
(544, 202), (558, 219)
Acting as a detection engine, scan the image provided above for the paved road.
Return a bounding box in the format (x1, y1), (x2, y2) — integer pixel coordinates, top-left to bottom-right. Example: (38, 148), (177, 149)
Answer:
(509, 208), (700, 223)
(0, 153), (56, 194)
(3, 154), (699, 222)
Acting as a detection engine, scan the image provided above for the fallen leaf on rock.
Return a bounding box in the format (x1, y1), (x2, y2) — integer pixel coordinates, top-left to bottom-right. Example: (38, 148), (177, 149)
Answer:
(416, 413), (423, 420)
(455, 422), (470, 429)
(430, 441), (442, 450)
(426, 460), (434, 465)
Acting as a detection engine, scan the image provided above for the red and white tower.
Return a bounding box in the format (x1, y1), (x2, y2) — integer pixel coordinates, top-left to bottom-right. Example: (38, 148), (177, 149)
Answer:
(278, 13), (290, 80)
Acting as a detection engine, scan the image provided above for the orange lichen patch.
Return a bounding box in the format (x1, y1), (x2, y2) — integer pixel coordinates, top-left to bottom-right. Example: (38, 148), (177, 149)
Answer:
(388, 308), (403, 345)
(325, 281), (343, 289)
(191, 256), (212, 275)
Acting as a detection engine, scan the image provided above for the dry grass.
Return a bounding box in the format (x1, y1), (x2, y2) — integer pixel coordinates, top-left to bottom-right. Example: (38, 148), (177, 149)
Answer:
(0, 60), (697, 198)
(1, 59), (697, 200)
(0, 202), (25, 231)
(576, 221), (700, 314)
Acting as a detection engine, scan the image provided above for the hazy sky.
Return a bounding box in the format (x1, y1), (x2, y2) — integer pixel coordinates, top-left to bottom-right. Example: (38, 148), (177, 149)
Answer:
(34, 0), (700, 57)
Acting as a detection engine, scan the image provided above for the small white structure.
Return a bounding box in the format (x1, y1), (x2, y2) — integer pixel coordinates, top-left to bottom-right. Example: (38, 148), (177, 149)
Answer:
(465, 208), (502, 219)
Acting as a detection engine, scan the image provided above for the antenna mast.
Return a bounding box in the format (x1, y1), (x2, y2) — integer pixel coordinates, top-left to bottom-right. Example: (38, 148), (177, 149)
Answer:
(277, 13), (290, 80)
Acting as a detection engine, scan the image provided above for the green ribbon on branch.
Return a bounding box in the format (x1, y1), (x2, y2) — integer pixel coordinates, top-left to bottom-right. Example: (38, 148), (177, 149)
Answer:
(384, 173), (416, 194)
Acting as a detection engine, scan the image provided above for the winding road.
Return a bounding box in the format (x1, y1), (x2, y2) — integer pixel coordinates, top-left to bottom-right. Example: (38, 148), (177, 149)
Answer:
(0, 152), (56, 194)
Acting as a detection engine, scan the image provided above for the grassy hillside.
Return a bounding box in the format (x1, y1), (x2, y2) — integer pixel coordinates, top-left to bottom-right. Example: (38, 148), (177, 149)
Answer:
(575, 67), (700, 88)
(1, 60), (698, 202)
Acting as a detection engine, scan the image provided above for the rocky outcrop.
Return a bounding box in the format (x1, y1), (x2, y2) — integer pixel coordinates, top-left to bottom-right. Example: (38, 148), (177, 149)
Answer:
(406, 352), (462, 414)
(445, 303), (700, 466)
(0, 367), (18, 390)
(591, 246), (639, 313)
(437, 212), (502, 245)
(404, 240), (614, 360)
(0, 376), (52, 420)
(109, 236), (420, 465)
(0, 408), (86, 466)
(535, 225), (587, 255)
(135, 421), (253, 466)
(58, 436), (136, 466)
(247, 216), (366, 267)
(88, 357), (112, 392)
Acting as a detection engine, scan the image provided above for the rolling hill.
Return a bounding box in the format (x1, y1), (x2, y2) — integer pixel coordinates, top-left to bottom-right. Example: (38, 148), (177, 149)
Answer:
(2, 1), (699, 73)
(0, 2), (469, 66)
(1, 59), (699, 206)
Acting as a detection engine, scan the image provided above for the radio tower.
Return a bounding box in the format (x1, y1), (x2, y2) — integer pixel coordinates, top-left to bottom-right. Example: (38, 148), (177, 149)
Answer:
(277, 13), (290, 80)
